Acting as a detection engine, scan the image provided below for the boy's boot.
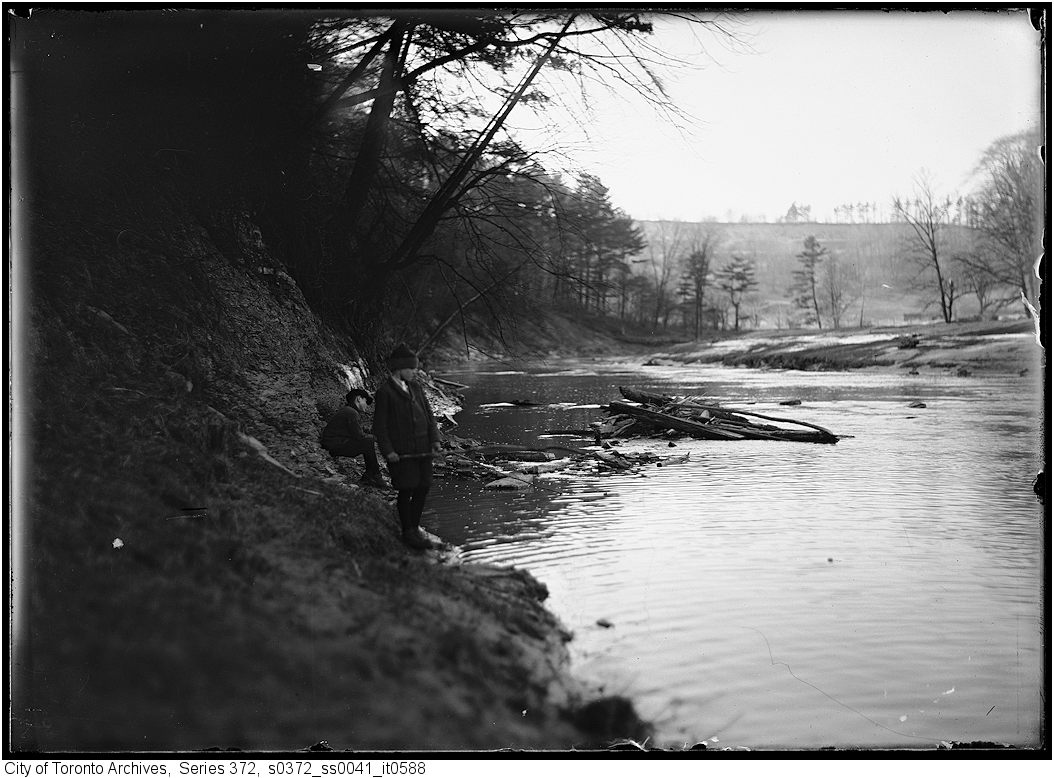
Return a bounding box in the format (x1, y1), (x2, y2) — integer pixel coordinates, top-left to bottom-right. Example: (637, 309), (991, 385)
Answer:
(399, 508), (429, 550)
(410, 522), (435, 550)
(360, 453), (388, 489)
(360, 471), (388, 489)
(402, 528), (430, 550)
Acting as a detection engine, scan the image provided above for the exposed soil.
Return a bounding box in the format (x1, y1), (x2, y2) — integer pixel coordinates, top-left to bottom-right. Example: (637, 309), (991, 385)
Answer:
(12, 187), (650, 754)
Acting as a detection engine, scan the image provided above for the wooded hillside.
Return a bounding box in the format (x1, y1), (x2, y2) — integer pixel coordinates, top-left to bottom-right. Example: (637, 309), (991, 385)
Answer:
(634, 220), (1012, 330)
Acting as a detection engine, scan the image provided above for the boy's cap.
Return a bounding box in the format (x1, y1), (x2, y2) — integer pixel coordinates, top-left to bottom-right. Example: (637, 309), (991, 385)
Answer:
(346, 388), (373, 405)
(388, 343), (419, 370)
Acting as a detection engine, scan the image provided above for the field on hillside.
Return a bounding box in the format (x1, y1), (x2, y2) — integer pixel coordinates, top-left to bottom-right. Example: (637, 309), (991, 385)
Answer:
(636, 220), (1002, 328)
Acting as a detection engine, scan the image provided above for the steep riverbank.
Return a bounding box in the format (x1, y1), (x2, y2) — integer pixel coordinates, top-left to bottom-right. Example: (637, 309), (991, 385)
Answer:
(13, 183), (650, 752)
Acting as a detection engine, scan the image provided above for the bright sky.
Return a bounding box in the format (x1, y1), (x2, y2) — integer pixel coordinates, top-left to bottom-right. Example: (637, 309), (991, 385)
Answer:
(511, 9), (1043, 223)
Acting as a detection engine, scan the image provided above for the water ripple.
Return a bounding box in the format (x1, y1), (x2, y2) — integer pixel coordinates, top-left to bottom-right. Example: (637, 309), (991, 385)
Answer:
(426, 362), (1044, 748)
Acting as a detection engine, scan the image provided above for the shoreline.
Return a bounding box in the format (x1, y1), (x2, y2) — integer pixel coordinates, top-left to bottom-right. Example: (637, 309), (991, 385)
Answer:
(634, 320), (1040, 376)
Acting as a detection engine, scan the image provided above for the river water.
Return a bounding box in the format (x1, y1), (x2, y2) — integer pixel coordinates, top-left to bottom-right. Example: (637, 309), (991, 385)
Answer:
(424, 355), (1045, 750)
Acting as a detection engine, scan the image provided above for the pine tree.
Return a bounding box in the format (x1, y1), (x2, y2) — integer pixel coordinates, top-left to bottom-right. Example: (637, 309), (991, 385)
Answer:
(790, 235), (828, 329)
(715, 255), (758, 331)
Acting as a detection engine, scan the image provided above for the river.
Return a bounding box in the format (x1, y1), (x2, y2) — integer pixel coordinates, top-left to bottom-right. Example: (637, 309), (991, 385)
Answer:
(424, 357), (1045, 750)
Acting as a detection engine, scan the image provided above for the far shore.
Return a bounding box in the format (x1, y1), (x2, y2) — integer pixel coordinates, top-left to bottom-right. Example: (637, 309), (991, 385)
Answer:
(634, 319), (1042, 376)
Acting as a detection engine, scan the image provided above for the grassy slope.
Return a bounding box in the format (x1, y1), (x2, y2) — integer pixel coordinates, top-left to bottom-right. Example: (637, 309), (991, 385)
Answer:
(14, 181), (647, 752)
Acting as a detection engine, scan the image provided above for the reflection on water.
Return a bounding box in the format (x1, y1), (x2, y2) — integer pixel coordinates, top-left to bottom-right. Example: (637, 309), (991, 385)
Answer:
(425, 359), (1045, 749)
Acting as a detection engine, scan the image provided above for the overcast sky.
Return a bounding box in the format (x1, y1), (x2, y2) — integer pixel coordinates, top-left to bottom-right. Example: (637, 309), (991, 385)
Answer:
(513, 9), (1043, 223)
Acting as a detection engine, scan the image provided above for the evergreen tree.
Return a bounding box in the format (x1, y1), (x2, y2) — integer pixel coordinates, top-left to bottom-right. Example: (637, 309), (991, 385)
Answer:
(790, 235), (828, 329)
(715, 255), (758, 331)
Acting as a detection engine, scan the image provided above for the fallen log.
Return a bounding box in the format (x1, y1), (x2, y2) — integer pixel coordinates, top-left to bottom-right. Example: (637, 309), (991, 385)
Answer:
(672, 401), (838, 442)
(471, 443), (595, 458)
(618, 386), (839, 443)
(608, 401), (747, 440)
(431, 376), (471, 390)
(676, 403), (755, 426)
(499, 450), (556, 462)
(594, 450), (634, 469)
(619, 386), (673, 406)
(514, 459), (573, 474)
(620, 387), (768, 431)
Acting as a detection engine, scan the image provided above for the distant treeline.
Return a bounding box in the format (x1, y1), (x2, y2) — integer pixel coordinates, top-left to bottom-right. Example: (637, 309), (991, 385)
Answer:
(624, 134), (1042, 333)
(627, 220), (956, 331)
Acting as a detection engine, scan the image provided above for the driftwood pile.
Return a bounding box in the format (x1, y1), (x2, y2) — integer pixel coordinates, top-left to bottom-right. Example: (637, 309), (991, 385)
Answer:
(595, 387), (839, 444)
(433, 434), (690, 490)
(425, 386), (836, 492)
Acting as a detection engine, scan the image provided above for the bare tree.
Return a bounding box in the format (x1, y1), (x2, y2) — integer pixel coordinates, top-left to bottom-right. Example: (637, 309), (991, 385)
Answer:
(892, 172), (961, 323)
(820, 255), (859, 329)
(849, 225), (884, 327)
(681, 225), (723, 339)
(641, 220), (688, 328)
(958, 257), (1004, 320)
(960, 130), (1044, 313)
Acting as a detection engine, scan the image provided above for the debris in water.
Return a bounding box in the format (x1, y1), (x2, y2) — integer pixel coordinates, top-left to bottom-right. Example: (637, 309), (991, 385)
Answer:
(597, 387), (839, 444)
(484, 475), (535, 490)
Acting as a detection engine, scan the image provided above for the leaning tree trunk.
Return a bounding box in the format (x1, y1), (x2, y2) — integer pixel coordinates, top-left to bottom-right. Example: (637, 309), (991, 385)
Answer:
(340, 20), (409, 238)
(388, 16), (575, 271)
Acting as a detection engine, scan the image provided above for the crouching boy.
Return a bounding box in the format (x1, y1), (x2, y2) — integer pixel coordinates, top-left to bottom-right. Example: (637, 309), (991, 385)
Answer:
(322, 389), (387, 488)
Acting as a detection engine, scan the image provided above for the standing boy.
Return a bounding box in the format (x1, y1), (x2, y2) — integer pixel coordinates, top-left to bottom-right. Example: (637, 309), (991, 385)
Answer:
(373, 344), (442, 550)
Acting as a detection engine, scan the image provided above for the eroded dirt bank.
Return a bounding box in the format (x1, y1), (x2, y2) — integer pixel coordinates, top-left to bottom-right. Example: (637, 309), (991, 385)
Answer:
(13, 184), (648, 753)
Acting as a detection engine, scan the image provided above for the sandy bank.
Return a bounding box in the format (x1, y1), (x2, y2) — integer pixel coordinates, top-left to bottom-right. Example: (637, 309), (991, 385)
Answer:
(641, 320), (1042, 376)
